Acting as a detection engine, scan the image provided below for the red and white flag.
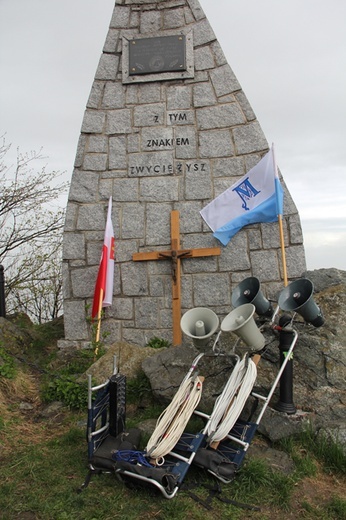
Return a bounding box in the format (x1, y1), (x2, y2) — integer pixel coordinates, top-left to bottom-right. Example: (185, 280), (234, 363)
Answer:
(91, 197), (115, 319)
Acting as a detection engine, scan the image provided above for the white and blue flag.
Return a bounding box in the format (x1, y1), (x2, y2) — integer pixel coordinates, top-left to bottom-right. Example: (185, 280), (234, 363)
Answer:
(200, 147), (284, 246)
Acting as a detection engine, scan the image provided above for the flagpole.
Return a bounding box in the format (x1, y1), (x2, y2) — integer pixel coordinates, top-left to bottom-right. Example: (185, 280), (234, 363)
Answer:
(272, 144), (288, 287)
(278, 214), (288, 287)
(91, 196), (115, 358)
(94, 287), (104, 357)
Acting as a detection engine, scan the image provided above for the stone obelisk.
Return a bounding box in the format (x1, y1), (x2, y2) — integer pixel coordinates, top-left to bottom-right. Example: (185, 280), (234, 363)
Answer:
(60, 0), (306, 349)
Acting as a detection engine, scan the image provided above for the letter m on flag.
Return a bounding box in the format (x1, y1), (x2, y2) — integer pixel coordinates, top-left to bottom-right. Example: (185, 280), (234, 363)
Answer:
(232, 177), (261, 211)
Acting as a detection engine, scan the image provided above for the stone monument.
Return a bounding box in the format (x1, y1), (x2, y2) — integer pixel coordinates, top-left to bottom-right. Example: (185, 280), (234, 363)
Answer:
(60, 0), (306, 350)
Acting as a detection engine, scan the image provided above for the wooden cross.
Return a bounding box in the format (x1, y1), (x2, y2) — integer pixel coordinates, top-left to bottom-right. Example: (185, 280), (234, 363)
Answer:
(132, 210), (221, 346)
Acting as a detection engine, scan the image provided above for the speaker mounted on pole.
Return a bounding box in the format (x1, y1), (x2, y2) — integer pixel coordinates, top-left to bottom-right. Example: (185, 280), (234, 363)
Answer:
(231, 277), (273, 317)
(180, 307), (219, 348)
(221, 303), (266, 352)
(278, 278), (324, 327)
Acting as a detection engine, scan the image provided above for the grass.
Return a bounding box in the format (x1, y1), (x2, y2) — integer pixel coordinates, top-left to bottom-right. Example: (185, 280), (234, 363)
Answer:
(300, 496), (346, 520)
(0, 439), (263, 520)
(0, 320), (345, 519)
(1, 395), (345, 520)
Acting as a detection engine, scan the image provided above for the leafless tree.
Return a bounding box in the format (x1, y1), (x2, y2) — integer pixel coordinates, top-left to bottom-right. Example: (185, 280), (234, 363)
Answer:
(0, 137), (69, 322)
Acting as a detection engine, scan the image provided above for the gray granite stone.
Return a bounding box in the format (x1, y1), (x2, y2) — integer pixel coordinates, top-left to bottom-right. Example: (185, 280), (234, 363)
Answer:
(192, 19), (215, 47)
(140, 10), (162, 33)
(88, 136), (108, 153)
(233, 122), (268, 154)
(250, 249), (281, 282)
(184, 166), (211, 200)
(109, 135), (127, 169)
(81, 111), (106, 134)
(63, 233), (85, 261)
(146, 202), (172, 245)
(113, 178), (139, 201)
(163, 7), (185, 28)
(107, 109), (132, 134)
(87, 82), (104, 109)
(134, 298), (160, 328)
(102, 82), (125, 109)
(69, 171), (99, 203)
(194, 46), (215, 70)
(95, 55), (120, 81)
(199, 129), (234, 157)
(110, 5), (131, 28)
(121, 203), (145, 238)
(63, 300), (89, 340)
(210, 64), (241, 97)
(139, 176), (179, 202)
(167, 85), (192, 110)
(83, 153), (108, 171)
(134, 103), (166, 126)
(77, 204), (106, 231)
(193, 82), (217, 107)
(103, 29), (120, 53)
(122, 262), (148, 296)
(196, 104), (244, 130)
(193, 273), (231, 306)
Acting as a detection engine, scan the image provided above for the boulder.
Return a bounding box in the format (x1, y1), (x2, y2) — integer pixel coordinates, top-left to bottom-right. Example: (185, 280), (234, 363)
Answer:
(142, 344), (240, 413)
(84, 341), (164, 384)
(0, 315), (35, 357)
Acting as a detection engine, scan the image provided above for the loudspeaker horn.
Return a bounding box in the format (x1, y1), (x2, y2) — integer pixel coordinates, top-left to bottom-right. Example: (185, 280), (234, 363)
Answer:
(180, 307), (219, 348)
(231, 276), (273, 317)
(221, 303), (265, 351)
(278, 278), (324, 327)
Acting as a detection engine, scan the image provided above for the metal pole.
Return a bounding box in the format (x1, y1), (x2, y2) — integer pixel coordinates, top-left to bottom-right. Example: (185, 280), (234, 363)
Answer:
(274, 316), (296, 414)
(0, 265), (6, 318)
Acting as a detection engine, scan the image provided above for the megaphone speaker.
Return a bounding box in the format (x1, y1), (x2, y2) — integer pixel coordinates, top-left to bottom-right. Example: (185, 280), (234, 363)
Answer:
(221, 303), (265, 351)
(180, 307), (219, 348)
(231, 277), (273, 317)
(278, 278), (324, 327)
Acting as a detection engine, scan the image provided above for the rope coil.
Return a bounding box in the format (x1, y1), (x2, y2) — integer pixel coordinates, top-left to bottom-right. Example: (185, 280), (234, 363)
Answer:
(146, 374), (203, 463)
(206, 354), (257, 444)
(112, 450), (154, 467)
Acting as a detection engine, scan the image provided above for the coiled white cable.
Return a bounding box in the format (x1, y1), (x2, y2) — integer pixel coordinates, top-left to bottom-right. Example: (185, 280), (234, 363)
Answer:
(146, 375), (203, 463)
(207, 354), (257, 444)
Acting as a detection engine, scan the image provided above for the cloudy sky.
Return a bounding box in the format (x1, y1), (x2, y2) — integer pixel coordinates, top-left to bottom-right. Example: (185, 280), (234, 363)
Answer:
(1, 0), (345, 271)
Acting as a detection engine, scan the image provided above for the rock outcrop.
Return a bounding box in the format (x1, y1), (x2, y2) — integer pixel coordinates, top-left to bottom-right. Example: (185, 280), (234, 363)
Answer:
(142, 268), (346, 446)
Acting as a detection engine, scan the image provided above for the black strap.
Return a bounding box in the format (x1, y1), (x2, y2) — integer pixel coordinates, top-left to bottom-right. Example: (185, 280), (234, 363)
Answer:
(185, 490), (213, 511)
(217, 494), (261, 511)
(77, 468), (103, 493)
(183, 477), (261, 512)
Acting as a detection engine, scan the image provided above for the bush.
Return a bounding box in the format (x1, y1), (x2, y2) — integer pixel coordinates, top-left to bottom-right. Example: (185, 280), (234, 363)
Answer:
(0, 346), (17, 379)
(41, 376), (88, 410)
(145, 336), (171, 349)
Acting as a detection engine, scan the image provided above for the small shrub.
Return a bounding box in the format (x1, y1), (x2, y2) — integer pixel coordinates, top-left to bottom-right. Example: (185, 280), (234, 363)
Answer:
(60, 348), (103, 376)
(127, 371), (153, 404)
(0, 347), (17, 379)
(145, 336), (171, 349)
(41, 376), (88, 410)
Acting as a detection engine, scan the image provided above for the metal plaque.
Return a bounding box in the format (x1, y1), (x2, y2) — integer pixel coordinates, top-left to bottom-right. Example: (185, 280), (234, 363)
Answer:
(129, 35), (186, 75)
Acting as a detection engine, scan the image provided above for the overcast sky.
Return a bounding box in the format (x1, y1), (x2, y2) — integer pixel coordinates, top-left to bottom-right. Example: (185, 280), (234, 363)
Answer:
(1, 0), (345, 271)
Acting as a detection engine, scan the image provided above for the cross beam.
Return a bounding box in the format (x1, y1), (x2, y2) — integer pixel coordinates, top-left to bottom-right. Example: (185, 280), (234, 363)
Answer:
(132, 210), (221, 345)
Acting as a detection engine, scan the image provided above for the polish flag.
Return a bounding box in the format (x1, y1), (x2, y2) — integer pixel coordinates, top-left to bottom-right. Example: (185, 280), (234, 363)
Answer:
(91, 197), (115, 319)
